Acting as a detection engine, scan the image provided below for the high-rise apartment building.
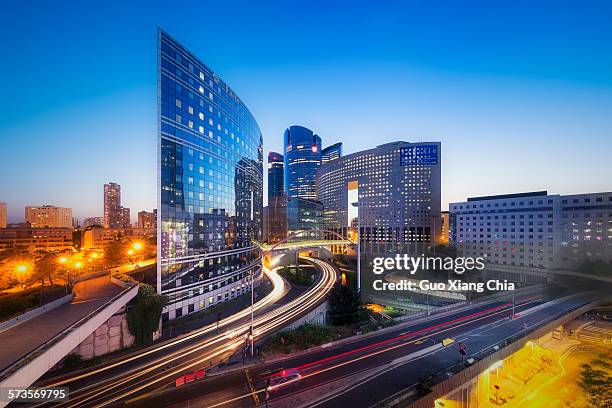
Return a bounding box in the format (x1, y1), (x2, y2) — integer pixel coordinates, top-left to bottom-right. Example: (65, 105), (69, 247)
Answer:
(138, 210), (157, 229)
(104, 182), (131, 228)
(321, 142), (342, 164)
(0, 202), (6, 228)
(267, 152), (284, 201)
(25, 205), (73, 228)
(158, 30), (263, 320)
(449, 191), (612, 271)
(317, 141), (441, 249)
(284, 125), (322, 201)
(119, 207), (131, 228)
(103, 182), (121, 228)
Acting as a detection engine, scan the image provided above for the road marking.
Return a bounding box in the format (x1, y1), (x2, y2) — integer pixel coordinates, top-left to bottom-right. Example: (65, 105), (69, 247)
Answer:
(244, 369), (260, 406)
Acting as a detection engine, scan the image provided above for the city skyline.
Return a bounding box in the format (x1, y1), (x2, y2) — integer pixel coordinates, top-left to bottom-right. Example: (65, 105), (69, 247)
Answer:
(1, 0), (612, 223)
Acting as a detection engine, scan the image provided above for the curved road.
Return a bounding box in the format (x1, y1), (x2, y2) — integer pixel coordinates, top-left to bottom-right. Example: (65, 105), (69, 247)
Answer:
(32, 257), (336, 408)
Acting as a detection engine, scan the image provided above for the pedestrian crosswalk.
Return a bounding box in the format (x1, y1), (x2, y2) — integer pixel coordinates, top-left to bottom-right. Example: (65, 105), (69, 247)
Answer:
(579, 323), (612, 343)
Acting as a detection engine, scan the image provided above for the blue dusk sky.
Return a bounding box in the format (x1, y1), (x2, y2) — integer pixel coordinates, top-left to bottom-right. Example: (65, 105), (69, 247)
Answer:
(0, 0), (611, 223)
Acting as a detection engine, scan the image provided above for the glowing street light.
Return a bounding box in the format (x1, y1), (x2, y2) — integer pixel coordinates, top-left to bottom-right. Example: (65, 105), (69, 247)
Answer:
(74, 262), (83, 269)
(133, 242), (143, 251)
(16, 264), (28, 274)
(59, 257), (68, 264)
(127, 249), (135, 256)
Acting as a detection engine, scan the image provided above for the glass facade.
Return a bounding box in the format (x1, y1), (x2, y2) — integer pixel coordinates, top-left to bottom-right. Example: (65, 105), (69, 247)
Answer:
(158, 30), (263, 320)
(287, 197), (323, 237)
(321, 142), (342, 163)
(267, 151), (284, 201)
(266, 196), (323, 243)
(283, 125), (322, 200)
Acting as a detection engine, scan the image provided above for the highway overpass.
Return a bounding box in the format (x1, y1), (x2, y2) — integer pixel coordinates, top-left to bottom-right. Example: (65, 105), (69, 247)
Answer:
(29, 257), (337, 407)
(125, 288), (608, 408)
(0, 276), (138, 407)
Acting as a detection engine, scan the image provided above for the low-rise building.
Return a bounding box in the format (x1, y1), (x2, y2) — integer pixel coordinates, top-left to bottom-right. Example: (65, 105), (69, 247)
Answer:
(25, 205), (73, 228)
(449, 191), (612, 271)
(0, 224), (74, 252)
(81, 227), (155, 250)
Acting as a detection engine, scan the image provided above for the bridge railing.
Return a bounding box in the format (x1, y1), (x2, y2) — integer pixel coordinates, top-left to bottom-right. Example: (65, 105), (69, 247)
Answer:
(0, 282), (139, 384)
(392, 292), (604, 408)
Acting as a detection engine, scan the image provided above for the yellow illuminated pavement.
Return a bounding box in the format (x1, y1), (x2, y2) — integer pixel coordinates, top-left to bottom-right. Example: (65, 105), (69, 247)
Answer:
(438, 321), (611, 408)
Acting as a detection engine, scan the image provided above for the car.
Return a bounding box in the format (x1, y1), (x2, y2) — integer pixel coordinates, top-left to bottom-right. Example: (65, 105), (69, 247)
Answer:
(266, 369), (302, 392)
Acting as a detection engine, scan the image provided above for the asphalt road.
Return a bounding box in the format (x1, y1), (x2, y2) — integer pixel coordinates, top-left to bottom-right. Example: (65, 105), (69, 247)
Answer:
(135, 289), (602, 408)
(27, 258), (336, 408)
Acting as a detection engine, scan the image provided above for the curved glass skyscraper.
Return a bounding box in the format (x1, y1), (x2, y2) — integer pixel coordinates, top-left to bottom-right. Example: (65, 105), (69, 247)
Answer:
(283, 125), (322, 200)
(158, 30), (263, 320)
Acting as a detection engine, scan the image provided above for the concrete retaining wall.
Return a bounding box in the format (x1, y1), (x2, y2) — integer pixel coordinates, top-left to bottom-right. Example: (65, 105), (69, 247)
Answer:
(71, 308), (135, 359)
(283, 299), (330, 330)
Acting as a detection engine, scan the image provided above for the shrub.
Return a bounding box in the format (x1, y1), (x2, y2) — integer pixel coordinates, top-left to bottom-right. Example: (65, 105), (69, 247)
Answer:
(126, 284), (167, 345)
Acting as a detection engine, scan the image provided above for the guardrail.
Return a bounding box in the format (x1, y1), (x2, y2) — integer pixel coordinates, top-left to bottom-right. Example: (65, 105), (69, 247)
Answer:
(0, 282), (139, 384)
(0, 294), (74, 335)
(388, 293), (606, 408)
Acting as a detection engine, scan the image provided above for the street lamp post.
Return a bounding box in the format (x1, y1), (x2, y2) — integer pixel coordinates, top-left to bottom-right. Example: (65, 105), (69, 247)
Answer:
(351, 202), (362, 292)
(250, 268), (254, 356)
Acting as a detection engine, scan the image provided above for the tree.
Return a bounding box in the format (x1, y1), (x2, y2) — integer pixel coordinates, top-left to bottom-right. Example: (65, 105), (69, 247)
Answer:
(578, 351), (612, 408)
(426, 243), (458, 259)
(126, 284), (167, 345)
(0, 246), (34, 290)
(29, 252), (63, 287)
(105, 238), (125, 268)
(329, 284), (365, 325)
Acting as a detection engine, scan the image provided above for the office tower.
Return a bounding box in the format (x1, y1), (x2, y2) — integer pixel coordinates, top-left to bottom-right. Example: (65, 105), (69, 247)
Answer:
(25, 205), (73, 228)
(267, 151), (284, 201)
(158, 30), (263, 320)
(450, 191), (612, 271)
(321, 142), (342, 164)
(316, 141), (441, 248)
(138, 210), (157, 229)
(283, 125), (322, 200)
(0, 202), (6, 228)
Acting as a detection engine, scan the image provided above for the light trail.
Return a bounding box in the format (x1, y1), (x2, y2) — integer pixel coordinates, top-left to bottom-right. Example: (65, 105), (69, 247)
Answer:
(201, 297), (544, 408)
(49, 257), (336, 407)
(44, 265), (287, 389)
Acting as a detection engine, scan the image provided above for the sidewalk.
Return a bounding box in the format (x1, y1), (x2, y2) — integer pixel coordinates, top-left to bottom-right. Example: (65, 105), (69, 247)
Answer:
(0, 276), (123, 372)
